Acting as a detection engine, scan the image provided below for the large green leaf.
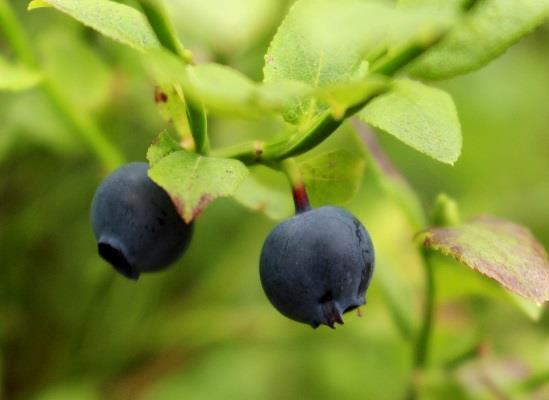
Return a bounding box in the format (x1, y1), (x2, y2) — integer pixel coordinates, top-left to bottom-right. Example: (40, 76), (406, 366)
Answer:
(409, 0), (549, 79)
(424, 215), (549, 304)
(147, 133), (249, 222)
(0, 58), (42, 91)
(28, 0), (159, 51)
(298, 150), (365, 206)
(263, 0), (450, 125)
(360, 79), (461, 164)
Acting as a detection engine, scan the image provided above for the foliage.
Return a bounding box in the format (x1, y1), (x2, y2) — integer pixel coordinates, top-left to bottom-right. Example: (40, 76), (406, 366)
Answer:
(1, 0), (548, 398)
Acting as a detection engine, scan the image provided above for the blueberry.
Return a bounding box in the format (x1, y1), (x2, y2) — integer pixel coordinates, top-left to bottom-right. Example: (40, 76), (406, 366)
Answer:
(91, 162), (193, 279)
(259, 206), (374, 328)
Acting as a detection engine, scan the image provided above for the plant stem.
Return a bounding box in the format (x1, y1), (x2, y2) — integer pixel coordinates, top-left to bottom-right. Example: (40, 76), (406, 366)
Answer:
(138, 0), (193, 63)
(280, 158), (311, 213)
(210, 140), (264, 164)
(0, 0), (124, 171)
(212, 25), (448, 164)
(415, 248), (435, 368)
(186, 98), (209, 155)
(0, 0), (36, 66)
(137, 0), (210, 155)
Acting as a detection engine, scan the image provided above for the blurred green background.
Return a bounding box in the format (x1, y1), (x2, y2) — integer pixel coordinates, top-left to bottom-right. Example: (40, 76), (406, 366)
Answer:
(1, 1), (548, 399)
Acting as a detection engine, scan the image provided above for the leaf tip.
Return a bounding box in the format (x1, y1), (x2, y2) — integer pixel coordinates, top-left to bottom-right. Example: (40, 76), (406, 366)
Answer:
(28, 0), (51, 11)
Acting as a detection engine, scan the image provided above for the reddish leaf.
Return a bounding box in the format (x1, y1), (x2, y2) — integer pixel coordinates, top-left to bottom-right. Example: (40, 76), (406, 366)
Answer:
(424, 216), (549, 304)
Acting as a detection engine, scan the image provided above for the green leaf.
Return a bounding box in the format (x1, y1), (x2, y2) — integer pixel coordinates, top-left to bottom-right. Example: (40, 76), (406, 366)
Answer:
(398, 0), (464, 12)
(0, 58), (42, 91)
(146, 131), (182, 166)
(165, 0), (279, 54)
(424, 215), (549, 304)
(26, 0), (51, 8)
(144, 49), (311, 117)
(314, 76), (390, 120)
(147, 137), (249, 222)
(263, 0), (451, 125)
(28, 0), (159, 52)
(360, 79), (461, 164)
(232, 166), (293, 220)
(410, 0), (549, 79)
(298, 150), (365, 206)
(153, 85), (193, 143)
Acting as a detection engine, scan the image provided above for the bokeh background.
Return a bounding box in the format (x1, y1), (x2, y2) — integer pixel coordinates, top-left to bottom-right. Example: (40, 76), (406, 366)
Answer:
(1, 1), (548, 399)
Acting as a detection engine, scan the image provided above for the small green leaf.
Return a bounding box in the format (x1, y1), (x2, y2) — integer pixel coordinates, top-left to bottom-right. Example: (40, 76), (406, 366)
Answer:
(153, 85), (193, 143)
(147, 140), (249, 222)
(424, 215), (549, 304)
(146, 131), (181, 166)
(298, 150), (365, 206)
(0, 58), (42, 91)
(264, 0), (451, 125)
(232, 166), (293, 220)
(28, 0), (159, 52)
(410, 0), (549, 79)
(360, 79), (461, 164)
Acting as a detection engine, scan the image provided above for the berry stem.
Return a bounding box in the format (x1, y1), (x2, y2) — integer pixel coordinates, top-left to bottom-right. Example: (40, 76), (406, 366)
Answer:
(281, 158), (311, 214)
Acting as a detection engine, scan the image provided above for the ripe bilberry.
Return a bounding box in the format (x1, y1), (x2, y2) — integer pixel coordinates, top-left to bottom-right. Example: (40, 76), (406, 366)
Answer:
(260, 205), (374, 328)
(91, 162), (193, 279)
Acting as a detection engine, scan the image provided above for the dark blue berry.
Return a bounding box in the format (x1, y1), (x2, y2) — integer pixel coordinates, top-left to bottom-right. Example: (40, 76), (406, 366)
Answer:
(91, 162), (193, 279)
(260, 206), (374, 328)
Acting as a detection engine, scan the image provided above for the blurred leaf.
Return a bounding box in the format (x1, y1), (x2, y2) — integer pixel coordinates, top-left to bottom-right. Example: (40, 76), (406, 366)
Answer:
(35, 382), (99, 400)
(424, 215), (549, 304)
(165, 0), (279, 54)
(1, 91), (80, 155)
(147, 136), (249, 222)
(28, 0), (159, 52)
(263, 0), (451, 124)
(410, 0), (549, 79)
(298, 150), (366, 206)
(508, 292), (544, 321)
(360, 79), (461, 164)
(37, 28), (112, 110)
(233, 166), (293, 220)
(187, 63), (272, 116)
(0, 58), (42, 91)
(351, 119), (426, 230)
(145, 50), (311, 117)
(398, 0), (464, 11)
